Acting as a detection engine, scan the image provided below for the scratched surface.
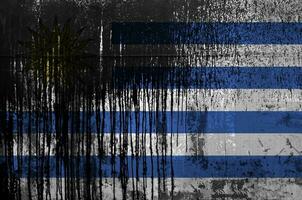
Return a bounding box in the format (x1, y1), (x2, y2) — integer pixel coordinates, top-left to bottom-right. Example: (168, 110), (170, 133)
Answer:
(1, 0), (302, 200)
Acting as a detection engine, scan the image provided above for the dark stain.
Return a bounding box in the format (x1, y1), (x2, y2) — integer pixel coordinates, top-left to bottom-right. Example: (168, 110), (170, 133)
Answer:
(211, 179), (249, 200)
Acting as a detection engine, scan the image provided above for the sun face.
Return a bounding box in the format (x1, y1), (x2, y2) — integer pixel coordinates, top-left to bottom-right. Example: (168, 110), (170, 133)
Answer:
(21, 18), (90, 90)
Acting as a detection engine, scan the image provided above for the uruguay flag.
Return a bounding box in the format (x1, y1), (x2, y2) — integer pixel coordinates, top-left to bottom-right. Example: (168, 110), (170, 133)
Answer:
(9, 1), (302, 200)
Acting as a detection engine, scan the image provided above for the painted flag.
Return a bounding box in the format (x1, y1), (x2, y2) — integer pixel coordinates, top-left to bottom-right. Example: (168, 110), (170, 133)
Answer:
(3, 0), (302, 199)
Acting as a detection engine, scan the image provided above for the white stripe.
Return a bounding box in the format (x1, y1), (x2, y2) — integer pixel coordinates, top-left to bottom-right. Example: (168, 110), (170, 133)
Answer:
(114, 0), (302, 22)
(104, 89), (302, 111)
(11, 134), (302, 156)
(177, 45), (302, 67)
(24, 89), (302, 112)
(117, 45), (302, 67)
(19, 178), (302, 200)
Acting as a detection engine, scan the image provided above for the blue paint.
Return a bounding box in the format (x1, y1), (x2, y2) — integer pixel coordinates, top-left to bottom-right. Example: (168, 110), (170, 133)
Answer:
(3, 156), (302, 178)
(5, 111), (302, 134)
(112, 22), (302, 44)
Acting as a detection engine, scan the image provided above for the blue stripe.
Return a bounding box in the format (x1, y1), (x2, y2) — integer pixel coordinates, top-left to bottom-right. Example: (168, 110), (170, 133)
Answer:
(113, 67), (302, 89)
(6, 111), (302, 133)
(112, 22), (302, 44)
(3, 156), (302, 178)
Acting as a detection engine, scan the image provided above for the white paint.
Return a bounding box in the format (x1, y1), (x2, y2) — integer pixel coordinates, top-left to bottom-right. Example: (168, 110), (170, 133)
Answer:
(11, 133), (302, 156)
(19, 177), (302, 200)
(118, 45), (302, 67)
(101, 89), (302, 111)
